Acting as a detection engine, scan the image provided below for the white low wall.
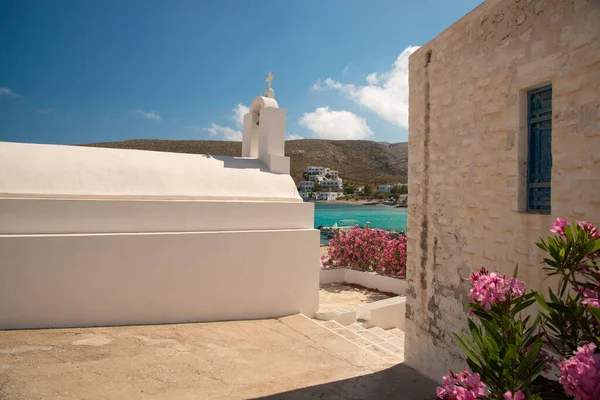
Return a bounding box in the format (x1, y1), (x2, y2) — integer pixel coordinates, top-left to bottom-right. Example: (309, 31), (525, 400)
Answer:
(319, 268), (346, 284)
(0, 229), (319, 329)
(357, 297), (406, 330)
(319, 268), (407, 295)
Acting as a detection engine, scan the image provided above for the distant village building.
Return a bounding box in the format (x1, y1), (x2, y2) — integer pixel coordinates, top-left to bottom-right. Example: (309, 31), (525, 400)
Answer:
(404, 0), (600, 383)
(305, 166), (328, 175)
(321, 179), (343, 190)
(315, 192), (340, 201)
(377, 184), (392, 193)
(297, 181), (314, 191)
(299, 165), (344, 200)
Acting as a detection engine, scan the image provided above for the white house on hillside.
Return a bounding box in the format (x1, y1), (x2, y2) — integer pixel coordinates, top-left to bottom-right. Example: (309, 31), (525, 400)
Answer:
(315, 192), (340, 201)
(326, 170), (338, 179)
(321, 179), (343, 190)
(298, 181), (314, 191)
(305, 166), (327, 175)
(378, 184), (392, 193)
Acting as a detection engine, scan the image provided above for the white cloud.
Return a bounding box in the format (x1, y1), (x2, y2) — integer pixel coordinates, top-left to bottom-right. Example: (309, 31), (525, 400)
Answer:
(366, 73), (379, 85)
(231, 104), (249, 128)
(299, 107), (373, 140)
(133, 109), (161, 121)
(311, 46), (419, 128)
(37, 108), (54, 115)
(203, 123), (242, 141)
(199, 103), (248, 142)
(287, 133), (304, 140)
(0, 87), (21, 97)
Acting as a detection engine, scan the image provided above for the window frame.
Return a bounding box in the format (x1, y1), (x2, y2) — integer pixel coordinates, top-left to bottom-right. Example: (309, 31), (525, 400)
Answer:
(526, 84), (552, 214)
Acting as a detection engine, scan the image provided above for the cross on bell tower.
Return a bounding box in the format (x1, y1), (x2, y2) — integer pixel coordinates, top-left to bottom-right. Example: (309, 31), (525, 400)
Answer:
(264, 72), (275, 99)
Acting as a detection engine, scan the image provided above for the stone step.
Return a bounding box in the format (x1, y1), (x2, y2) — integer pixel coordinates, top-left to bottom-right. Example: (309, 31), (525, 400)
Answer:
(367, 326), (396, 339)
(387, 328), (406, 340)
(315, 320), (406, 364)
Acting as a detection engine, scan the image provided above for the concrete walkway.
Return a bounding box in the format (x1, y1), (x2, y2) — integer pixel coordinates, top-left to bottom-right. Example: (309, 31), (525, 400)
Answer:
(0, 315), (437, 399)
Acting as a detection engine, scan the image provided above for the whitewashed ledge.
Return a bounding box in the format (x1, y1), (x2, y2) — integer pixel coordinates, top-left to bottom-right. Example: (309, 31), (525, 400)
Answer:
(319, 268), (407, 295)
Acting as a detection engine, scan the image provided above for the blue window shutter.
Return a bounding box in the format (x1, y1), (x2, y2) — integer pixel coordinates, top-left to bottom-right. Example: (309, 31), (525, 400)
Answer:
(527, 85), (552, 213)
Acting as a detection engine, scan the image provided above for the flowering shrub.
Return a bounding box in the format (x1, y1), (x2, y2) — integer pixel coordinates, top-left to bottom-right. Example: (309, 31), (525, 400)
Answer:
(468, 268), (526, 311)
(558, 343), (600, 400)
(321, 226), (407, 278)
(437, 370), (489, 400)
(438, 219), (600, 400)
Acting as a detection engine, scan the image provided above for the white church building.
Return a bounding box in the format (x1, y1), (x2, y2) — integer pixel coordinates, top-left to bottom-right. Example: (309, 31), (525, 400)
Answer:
(0, 75), (320, 329)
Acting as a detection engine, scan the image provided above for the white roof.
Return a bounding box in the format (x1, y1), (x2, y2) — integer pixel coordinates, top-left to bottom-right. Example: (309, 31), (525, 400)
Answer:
(0, 141), (301, 202)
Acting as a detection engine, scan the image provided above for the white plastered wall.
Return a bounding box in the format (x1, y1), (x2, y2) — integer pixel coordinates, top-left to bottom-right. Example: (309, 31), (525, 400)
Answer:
(0, 140), (318, 329)
(0, 229), (319, 329)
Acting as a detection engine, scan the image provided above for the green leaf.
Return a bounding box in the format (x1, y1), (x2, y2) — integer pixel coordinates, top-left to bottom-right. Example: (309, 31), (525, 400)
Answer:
(483, 335), (500, 357)
(516, 341), (542, 381)
(547, 302), (571, 313)
(534, 292), (550, 312)
(589, 306), (600, 322)
(480, 318), (506, 347)
(503, 344), (518, 366)
(454, 333), (483, 368)
(513, 264), (519, 278)
(512, 298), (536, 315)
(590, 238), (600, 254)
(549, 288), (560, 303)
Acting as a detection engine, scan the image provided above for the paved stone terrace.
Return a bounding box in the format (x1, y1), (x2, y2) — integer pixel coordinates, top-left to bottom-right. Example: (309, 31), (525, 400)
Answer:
(317, 282), (395, 321)
(0, 314), (436, 399)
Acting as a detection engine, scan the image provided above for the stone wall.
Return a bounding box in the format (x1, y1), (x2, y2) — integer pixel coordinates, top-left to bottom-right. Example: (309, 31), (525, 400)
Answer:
(405, 0), (600, 382)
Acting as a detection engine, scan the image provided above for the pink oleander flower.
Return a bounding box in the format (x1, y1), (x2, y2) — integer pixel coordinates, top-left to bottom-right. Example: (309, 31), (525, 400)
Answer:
(558, 343), (600, 400)
(582, 288), (600, 308)
(550, 218), (569, 236)
(503, 391), (525, 400)
(578, 220), (600, 239)
(467, 268), (526, 310)
(507, 277), (526, 297)
(437, 370), (488, 400)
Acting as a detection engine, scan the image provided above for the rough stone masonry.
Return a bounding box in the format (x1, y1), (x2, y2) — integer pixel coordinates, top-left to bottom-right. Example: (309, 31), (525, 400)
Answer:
(405, 0), (600, 382)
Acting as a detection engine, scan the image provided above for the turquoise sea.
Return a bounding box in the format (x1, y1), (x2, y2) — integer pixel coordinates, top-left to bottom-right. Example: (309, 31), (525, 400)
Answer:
(314, 202), (408, 245)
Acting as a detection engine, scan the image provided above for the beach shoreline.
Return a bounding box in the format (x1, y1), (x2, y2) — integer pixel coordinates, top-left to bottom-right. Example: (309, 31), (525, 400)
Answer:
(310, 200), (405, 207)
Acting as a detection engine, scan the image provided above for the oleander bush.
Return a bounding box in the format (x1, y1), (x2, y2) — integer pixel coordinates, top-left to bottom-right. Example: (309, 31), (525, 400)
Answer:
(437, 219), (600, 400)
(321, 225), (407, 278)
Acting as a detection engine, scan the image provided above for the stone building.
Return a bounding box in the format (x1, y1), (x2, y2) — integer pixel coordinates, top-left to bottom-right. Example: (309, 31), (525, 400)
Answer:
(0, 76), (319, 329)
(405, 0), (599, 382)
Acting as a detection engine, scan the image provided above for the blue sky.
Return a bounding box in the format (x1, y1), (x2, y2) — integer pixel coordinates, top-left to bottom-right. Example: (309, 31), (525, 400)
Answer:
(0, 0), (482, 145)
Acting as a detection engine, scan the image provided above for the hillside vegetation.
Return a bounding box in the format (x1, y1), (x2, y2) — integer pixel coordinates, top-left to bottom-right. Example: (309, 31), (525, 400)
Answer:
(83, 139), (408, 186)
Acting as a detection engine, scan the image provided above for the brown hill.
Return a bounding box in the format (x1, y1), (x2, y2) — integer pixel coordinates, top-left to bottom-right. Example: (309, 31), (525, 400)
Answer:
(82, 139), (408, 186)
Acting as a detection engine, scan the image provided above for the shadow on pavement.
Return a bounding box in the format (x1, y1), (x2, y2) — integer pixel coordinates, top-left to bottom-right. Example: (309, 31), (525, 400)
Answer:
(253, 363), (438, 400)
